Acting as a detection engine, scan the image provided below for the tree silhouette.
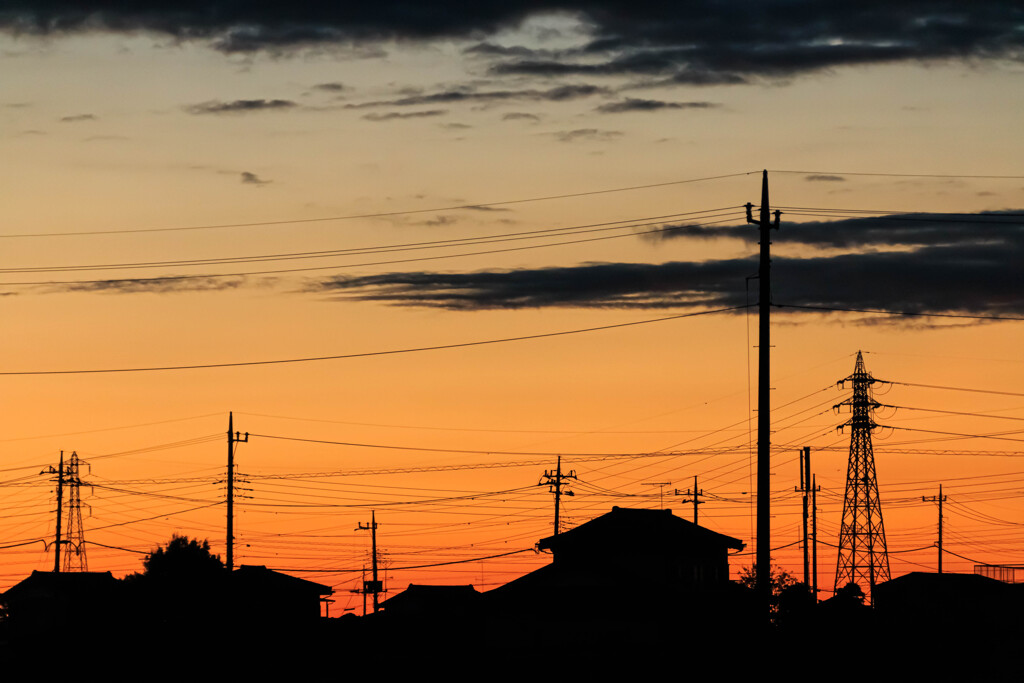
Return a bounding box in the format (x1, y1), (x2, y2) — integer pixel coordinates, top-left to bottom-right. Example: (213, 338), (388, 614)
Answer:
(114, 535), (231, 662)
(142, 534), (224, 579)
(737, 563), (798, 596)
(737, 564), (809, 625)
(123, 534), (228, 630)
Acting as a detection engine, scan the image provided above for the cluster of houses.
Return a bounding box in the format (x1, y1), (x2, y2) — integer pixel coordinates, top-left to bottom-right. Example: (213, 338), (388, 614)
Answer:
(3, 506), (1022, 657)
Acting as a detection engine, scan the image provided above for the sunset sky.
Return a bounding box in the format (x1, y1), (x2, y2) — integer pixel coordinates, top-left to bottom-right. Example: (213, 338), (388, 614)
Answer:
(2, 2), (1023, 609)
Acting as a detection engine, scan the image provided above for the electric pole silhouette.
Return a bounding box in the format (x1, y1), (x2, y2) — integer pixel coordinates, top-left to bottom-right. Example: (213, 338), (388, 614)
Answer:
(45, 451), (89, 572)
(675, 476), (703, 523)
(796, 447), (818, 588)
(746, 169), (780, 613)
(540, 456), (576, 534)
(357, 511), (382, 613)
(834, 351), (891, 603)
(227, 411), (248, 572)
(923, 485), (947, 574)
(46, 451), (65, 573)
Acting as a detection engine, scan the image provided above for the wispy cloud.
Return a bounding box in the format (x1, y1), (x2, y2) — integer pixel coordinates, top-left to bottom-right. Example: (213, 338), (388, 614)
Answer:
(241, 171), (271, 185)
(595, 98), (718, 113)
(348, 84), (609, 109)
(362, 110), (447, 121)
(45, 277), (247, 295)
(312, 82), (346, 93)
(502, 112), (541, 122)
(59, 113), (96, 122)
(185, 99), (298, 115)
(552, 128), (623, 143)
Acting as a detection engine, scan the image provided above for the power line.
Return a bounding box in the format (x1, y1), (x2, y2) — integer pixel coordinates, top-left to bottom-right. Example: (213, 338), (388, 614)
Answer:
(888, 426), (1024, 444)
(885, 405), (1024, 422)
(890, 382), (1024, 398)
(237, 411), (726, 435)
(0, 434), (222, 475)
(0, 207), (742, 275)
(0, 172), (755, 239)
(250, 431), (715, 458)
(776, 206), (1024, 218)
(0, 413), (222, 444)
(84, 502), (223, 533)
(0, 305), (748, 375)
(269, 548), (536, 574)
(778, 208), (1024, 224)
(0, 213), (745, 287)
(86, 540), (150, 555)
(234, 450), (730, 480)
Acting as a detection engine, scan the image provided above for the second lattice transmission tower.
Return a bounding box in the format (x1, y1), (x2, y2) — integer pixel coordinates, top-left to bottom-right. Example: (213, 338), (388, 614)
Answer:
(834, 351), (890, 602)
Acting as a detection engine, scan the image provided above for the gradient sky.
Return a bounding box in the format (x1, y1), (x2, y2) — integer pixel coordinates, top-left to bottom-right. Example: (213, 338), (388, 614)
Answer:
(2, 3), (1024, 607)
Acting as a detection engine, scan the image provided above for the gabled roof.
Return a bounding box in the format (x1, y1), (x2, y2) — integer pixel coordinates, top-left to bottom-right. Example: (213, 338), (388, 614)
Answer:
(873, 570), (1024, 603)
(538, 506), (744, 554)
(379, 584), (481, 616)
(2, 570), (117, 603)
(232, 565), (333, 596)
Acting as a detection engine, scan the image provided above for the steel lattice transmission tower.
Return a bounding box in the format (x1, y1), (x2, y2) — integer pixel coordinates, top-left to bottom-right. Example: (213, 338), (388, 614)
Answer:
(62, 452), (89, 572)
(834, 351), (890, 603)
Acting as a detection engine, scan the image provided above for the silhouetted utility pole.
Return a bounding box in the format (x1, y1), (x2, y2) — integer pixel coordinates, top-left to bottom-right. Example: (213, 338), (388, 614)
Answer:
(540, 456), (576, 534)
(45, 451), (65, 573)
(361, 568), (368, 616)
(675, 476), (703, 524)
(796, 447), (818, 586)
(357, 511), (381, 613)
(227, 412), (248, 572)
(812, 473), (819, 600)
(747, 169), (780, 613)
(923, 485), (947, 574)
(834, 351), (891, 604)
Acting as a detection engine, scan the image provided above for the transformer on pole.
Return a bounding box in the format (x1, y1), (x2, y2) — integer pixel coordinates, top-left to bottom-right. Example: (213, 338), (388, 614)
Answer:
(833, 351), (891, 603)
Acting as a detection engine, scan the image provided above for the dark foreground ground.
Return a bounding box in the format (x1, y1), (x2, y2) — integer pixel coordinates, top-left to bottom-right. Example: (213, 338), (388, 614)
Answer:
(2, 603), (1021, 681)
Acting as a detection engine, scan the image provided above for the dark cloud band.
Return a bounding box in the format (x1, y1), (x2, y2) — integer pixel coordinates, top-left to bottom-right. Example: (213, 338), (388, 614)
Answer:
(3, 2), (1022, 84)
(311, 211), (1024, 317)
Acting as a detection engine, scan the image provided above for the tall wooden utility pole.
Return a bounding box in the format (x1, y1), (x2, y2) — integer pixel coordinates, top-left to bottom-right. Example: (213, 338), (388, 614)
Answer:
(48, 451), (65, 573)
(540, 456), (576, 534)
(923, 485), (947, 574)
(226, 412), (248, 572)
(812, 473), (819, 599)
(357, 511), (381, 613)
(747, 170), (780, 614)
(797, 447), (815, 585)
(675, 476), (703, 524)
